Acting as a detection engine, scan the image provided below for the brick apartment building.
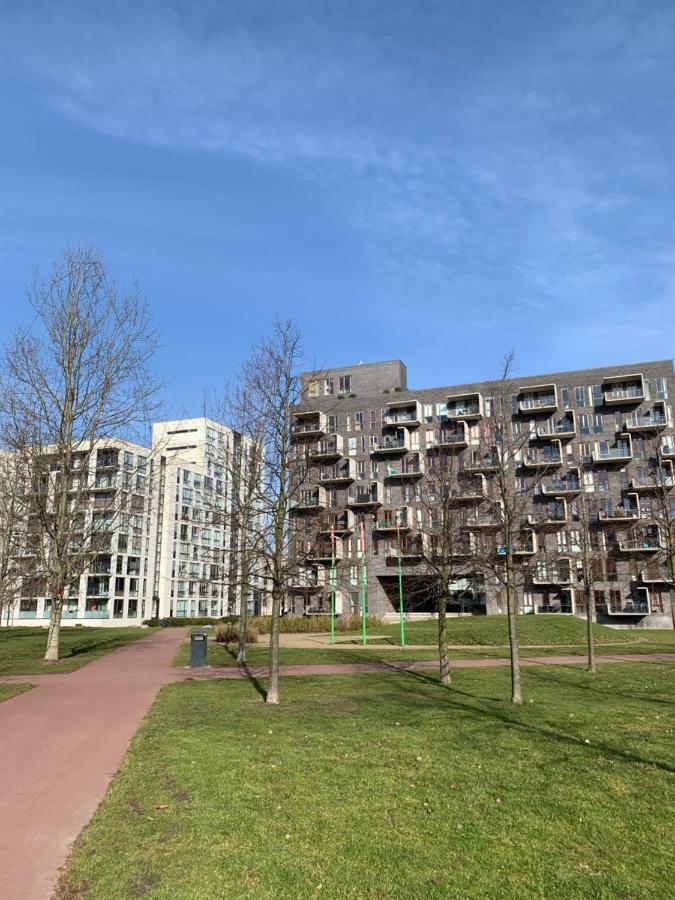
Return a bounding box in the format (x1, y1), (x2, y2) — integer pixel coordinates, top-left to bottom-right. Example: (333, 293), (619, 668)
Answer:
(288, 359), (675, 629)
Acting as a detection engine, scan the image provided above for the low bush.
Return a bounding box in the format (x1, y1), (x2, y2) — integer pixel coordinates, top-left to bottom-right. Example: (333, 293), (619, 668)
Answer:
(248, 614), (382, 634)
(213, 622), (259, 645)
(143, 613), (382, 633)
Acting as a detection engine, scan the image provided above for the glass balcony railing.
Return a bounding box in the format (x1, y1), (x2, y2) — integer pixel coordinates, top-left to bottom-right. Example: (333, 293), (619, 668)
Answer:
(605, 387), (643, 400)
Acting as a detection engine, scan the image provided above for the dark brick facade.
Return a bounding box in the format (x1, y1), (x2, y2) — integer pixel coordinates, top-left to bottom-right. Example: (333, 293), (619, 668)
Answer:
(290, 359), (675, 628)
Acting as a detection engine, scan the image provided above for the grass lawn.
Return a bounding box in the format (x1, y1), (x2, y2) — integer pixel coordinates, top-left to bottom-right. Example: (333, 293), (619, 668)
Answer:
(173, 616), (675, 669)
(370, 615), (673, 646)
(175, 638), (675, 669)
(0, 627), (156, 676)
(57, 662), (674, 899)
(0, 684), (34, 704)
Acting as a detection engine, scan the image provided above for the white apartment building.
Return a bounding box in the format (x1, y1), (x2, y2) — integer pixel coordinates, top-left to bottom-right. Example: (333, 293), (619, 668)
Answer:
(3, 418), (267, 627)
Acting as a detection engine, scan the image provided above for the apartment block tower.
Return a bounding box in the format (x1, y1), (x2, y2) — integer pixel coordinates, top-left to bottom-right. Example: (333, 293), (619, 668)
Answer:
(288, 359), (675, 628)
(5, 418), (267, 627)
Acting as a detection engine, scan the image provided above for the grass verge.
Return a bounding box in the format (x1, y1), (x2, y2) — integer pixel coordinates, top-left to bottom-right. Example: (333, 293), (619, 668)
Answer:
(0, 683), (34, 704)
(0, 627), (156, 676)
(56, 662), (675, 899)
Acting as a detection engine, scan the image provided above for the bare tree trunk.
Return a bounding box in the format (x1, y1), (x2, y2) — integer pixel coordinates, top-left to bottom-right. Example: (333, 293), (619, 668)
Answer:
(44, 599), (63, 662)
(266, 579), (283, 704)
(237, 557), (249, 664)
(585, 580), (596, 673)
(437, 586), (450, 686)
(505, 553), (522, 705)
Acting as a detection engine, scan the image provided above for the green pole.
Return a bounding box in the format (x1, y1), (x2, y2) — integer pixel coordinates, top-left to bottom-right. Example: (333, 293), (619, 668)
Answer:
(330, 526), (336, 645)
(397, 525), (405, 646)
(360, 518), (367, 646)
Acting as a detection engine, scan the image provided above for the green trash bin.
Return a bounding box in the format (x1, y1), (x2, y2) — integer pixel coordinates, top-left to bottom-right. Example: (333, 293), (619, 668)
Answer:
(190, 629), (208, 668)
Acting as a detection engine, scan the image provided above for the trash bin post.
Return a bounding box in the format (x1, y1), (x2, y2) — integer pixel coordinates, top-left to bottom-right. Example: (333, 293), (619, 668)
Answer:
(189, 629), (209, 668)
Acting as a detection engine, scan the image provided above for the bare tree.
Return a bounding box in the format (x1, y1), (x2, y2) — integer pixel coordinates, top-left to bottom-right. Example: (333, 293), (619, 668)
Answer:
(0, 451), (28, 625)
(469, 354), (557, 705)
(0, 246), (160, 660)
(632, 432), (675, 623)
(415, 425), (484, 686)
(234, 320), (306, 704)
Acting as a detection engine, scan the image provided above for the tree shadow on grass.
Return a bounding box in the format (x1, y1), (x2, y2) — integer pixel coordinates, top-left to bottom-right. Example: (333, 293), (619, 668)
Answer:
(518, 662), (675, 709)
(377, 662), (675, 775)
(222, 644), (268, 701)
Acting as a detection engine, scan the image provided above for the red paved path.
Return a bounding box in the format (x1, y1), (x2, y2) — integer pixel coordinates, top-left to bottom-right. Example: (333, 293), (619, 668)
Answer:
(0, 627), (187, 900)
(0, 632), (673, 900)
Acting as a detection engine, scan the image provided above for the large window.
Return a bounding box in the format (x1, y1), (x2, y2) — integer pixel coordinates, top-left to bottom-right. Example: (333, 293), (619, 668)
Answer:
(339, 375), (352, 393)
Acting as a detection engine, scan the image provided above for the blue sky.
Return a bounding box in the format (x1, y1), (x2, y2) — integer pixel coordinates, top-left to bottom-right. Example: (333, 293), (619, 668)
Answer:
(1, 0), (674, 416)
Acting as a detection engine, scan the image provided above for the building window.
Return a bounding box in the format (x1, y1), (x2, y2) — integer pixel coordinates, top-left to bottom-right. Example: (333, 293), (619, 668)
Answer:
(592, 414), (603, 434)
(656, 377), (668, 400)
(423, 404), (433, 423)
(324, 378), (334, 396)
(574, 387), (585, 408)
(307, 380), (319, 398)
(369, 410), (378, 429)
(592, 385), (602, 405)
(339, 375), (352, 393)
(354, 412), (364, 431)
(561, 388), (570, 410)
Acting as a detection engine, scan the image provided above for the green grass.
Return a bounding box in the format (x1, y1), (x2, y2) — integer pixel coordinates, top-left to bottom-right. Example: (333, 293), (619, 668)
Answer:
(174, 638), (675, 670)
(0, 627), (156, 676)
(0, 683), (34, 704)
(172, 616), (675, 669)
(57, 663), (675, 899)
(371, 615), (672, 646)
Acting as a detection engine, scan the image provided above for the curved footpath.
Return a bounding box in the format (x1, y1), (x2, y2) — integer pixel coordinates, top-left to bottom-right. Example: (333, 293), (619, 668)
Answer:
(0, 629), (673, 900)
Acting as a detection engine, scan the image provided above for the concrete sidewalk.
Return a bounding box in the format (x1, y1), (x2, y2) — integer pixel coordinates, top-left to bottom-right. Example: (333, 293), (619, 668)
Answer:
(0, 627), (188, 900)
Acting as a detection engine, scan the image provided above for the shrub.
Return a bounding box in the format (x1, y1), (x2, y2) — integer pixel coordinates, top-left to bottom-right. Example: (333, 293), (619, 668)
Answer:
(247, 614), (382, 634)
(213, 622), (259, 645)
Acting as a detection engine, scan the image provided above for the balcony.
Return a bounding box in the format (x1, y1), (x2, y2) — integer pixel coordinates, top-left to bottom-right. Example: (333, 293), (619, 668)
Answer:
(430, 424), (468, 449)
(528, 498), (567, 527)
(661, 438), (675, 459)
(292, 411), (327, 440)
(375, 507), (412, 532)
(625, 403), (667, 434)
(518, 384), (557, 414)
(384, 399), (422, 428)
(307, 541), (344, 563)
(466, 512), (500, 529)
(384, 455), (425, 479)
(537, 413), (576, 440)
(597, 495), (640, 523)
(592, 438), (632, 464)
(534, 589), (575, 615)
(448, 476), (486, 503)
(348, 483), (383, 508)
(618, 538), (661, 553)
(631, 465), (675, 492)
(317, 510), (355, 535)
(465, 450), (500, 473)
(606, 588), (650, 615)
(641, 563), (673, 584)
(541, 469), (580, 495)
(386, 535), (427, 560)
(319, 459), (356, 485)
(309, 435), (343, 461)
(446, 392), (483, 421)
(533, 560), (573, 586)
(91, 476), (117, 491)
(601, 374), (645, 405)
(498, 533), (538, 556)
(370, 430), (410, 456)
(290, 487), (327, 513)
(522, 442), (562, 469)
